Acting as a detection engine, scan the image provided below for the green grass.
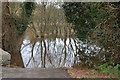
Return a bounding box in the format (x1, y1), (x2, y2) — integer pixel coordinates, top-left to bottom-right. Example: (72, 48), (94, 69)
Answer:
(96, 63), (120, 79)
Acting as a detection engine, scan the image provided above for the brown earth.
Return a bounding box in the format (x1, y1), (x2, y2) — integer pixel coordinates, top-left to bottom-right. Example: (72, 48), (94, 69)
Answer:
(62, 66), (115, 79)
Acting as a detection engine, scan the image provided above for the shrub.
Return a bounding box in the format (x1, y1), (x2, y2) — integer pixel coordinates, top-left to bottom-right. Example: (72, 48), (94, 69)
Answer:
(97, 63), (120, 79)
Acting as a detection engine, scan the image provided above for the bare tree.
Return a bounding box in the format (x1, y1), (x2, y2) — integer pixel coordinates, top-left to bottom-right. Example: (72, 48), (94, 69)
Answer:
(2, 2), (24, 67)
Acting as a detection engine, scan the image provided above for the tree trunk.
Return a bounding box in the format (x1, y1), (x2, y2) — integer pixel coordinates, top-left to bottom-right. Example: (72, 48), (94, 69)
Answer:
(2, 2), (24, 67)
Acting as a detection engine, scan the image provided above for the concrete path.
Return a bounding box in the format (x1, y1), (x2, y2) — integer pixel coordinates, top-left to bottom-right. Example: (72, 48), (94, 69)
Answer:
(2, 67), (70, 78)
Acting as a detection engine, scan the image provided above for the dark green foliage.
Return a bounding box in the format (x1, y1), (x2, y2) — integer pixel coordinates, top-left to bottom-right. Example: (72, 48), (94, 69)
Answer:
(62, 2), (106, 40)
(24, 2), (36, 17)
(11, 2), (35, 35)
(63, 3), (120, 77)
(16, 23), (29, 35)
(112, 2), (120, 28)
(11, 17), (29, 35)
(63, 2), (120, 65)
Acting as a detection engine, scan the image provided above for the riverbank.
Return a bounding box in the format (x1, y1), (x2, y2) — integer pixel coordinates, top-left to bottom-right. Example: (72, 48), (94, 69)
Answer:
(62, 66), (115, 78)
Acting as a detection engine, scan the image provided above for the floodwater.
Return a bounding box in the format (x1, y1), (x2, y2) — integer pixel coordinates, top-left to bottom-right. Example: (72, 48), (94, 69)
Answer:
(21, 38), (101, 68)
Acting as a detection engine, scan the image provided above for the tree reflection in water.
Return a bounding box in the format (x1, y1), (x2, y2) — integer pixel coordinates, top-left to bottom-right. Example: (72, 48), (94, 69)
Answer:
(21, 38), (101, 68)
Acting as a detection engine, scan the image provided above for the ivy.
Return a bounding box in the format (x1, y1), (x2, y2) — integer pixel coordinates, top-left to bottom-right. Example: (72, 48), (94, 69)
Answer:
(10, 2), (36, 35)
(63, 2), (120, 65)
(62, 2), (105, 40)
(24, 2), (36, 18)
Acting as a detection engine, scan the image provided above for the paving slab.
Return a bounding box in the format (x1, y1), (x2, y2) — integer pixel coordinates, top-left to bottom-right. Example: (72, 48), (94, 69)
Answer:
(2, 67), (70, 78)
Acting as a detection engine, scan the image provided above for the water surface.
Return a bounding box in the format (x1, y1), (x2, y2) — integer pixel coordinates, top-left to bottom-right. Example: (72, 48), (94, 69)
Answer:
(21, 38), (101, 68)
